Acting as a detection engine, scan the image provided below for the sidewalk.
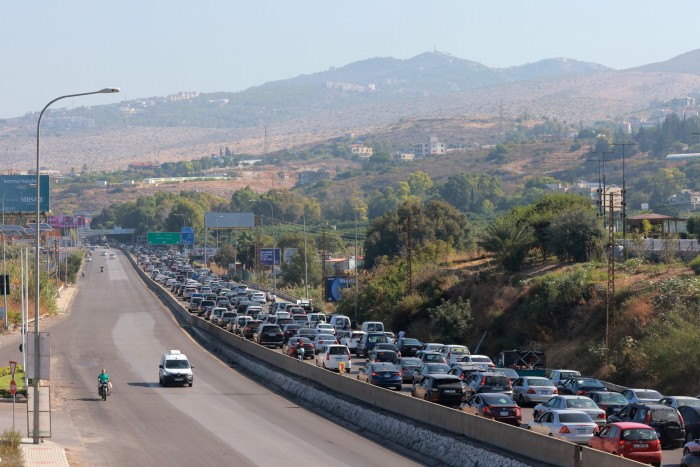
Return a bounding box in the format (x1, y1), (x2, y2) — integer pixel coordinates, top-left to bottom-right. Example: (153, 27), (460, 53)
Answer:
(7, 283), (77, 466)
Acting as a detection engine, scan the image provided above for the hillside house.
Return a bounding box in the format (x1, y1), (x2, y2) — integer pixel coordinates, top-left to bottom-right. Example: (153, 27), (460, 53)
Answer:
(350, 144), (373, 160)
(668, 189), (700, 210)
(412, 136), (446, 158)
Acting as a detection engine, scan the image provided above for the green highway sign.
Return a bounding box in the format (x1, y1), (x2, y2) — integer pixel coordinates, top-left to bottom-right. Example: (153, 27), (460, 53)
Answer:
(147, 231), (181, 245)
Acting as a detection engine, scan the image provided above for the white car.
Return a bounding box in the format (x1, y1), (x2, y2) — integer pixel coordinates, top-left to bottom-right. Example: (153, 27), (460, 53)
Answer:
(528, 410), (598, 444)
(340, 330), (366, 355)
(440, 345), (470, 364)
(315, 344), (351, 372)
(533, 395), (607, 427)
(251, 292), (266, 303)
(658, 395), (700, 409)
(312, 334), (338, 354)
(316, 323), (335, 335)
(459, 354), (495, 369)
(621, 388), (664, 404)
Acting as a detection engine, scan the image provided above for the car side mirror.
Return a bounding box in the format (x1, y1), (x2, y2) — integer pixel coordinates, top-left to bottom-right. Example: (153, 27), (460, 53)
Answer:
(159, 365), (163, 369)
(190, 365), (195, 369)
(593, 431), (600, 437)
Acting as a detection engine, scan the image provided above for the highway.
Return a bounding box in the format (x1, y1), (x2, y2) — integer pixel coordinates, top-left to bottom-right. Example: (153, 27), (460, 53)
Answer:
(1, 249), (424, 466)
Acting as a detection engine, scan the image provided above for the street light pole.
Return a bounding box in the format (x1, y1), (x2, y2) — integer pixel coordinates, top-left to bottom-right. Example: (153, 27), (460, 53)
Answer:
(2, 192), (7, 330)
(34, 87), (119, 444)
(303, 214), (308, 299)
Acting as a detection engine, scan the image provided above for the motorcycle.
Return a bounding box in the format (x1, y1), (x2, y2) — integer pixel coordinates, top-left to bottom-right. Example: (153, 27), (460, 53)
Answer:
(99, 382), (109, 401)
(100, 267), (104, 273)
(296, 345), (305, 361)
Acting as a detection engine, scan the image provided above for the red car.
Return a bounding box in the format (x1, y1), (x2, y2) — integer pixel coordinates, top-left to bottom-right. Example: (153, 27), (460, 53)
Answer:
(588, 422), (662, 467)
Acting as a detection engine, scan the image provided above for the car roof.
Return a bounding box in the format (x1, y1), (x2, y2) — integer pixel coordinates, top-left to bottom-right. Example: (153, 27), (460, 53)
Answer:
(429, 374), (462, 381)
(606, 421), (658, 429)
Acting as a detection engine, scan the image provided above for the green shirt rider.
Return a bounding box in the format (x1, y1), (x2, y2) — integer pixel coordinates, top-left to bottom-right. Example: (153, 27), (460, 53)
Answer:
(98, 369), (112, 395)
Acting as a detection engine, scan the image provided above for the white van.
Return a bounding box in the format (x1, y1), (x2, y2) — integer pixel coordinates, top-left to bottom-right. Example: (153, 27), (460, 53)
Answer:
(158, 350), (193, 387)
(361, 321), (384, 333)
(329, 314), (351, 331)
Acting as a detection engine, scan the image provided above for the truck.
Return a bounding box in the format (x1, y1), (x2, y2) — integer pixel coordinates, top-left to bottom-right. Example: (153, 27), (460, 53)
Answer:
(496, 349), (546, 377)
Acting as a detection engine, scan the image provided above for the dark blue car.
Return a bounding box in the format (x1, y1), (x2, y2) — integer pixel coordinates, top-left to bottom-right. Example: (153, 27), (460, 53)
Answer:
(356, 362), (402, 390)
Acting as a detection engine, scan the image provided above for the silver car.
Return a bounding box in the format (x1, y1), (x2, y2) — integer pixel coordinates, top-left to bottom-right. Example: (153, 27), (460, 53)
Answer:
(528, 410), (598, 444)
(533, 395), (607, 427)
(512, 376), (558, 406)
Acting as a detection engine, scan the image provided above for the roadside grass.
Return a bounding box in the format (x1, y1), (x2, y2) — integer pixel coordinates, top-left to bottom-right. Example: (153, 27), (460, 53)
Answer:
(0, 373), (25, 389)
(0, 428), (24, 466)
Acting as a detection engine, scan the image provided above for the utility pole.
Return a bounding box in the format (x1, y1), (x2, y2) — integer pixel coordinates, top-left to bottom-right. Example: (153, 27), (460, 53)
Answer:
(612, 142), (637, 242)
(405, 214), (413, 294)
(606, 192), (617, 363)
(321, 230), (327, 301)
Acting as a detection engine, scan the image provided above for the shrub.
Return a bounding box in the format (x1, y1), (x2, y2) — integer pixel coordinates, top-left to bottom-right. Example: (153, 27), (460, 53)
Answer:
(0, 428), (24, 467)
(690, 255), (700, 275)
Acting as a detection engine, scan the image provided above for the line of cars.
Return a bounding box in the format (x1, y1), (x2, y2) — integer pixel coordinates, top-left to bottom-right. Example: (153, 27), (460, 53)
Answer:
(136, 248), (698, 466)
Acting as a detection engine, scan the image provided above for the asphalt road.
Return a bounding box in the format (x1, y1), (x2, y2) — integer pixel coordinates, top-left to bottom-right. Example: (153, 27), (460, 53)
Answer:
(1, 249), (423, 466)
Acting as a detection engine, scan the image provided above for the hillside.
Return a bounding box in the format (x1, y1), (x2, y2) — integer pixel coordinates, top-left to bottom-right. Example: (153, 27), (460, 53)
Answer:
(3, 50), (700, 175)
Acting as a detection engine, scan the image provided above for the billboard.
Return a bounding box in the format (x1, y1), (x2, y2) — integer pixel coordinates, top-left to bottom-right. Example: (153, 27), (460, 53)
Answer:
(260, 248), (281, 266)
(325, 276), (353, 302)
(147, 232), (181, 245)
(204, 212), (254, 229)
(181, 227), (195, 245)
(0, 175), (50, 213)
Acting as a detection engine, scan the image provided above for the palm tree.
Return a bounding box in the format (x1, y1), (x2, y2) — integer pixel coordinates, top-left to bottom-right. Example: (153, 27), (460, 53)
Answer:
(478, 217), (534, 272)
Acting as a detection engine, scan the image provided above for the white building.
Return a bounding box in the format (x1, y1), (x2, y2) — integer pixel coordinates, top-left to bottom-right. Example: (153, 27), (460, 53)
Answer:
(412, 137), (446, 158)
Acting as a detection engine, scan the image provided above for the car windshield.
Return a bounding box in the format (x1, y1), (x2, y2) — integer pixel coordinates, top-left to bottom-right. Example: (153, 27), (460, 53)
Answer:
(598, 393), (627, 404)
(434, 378), (461, 387)
(566, 399), (596, 409)
(482, 394), (515, 405)
(559, 371), (580, 379)
(372, 363), (397, 371)
(472, 357), (492, 363)
(680, 399), (700, 407)
(578, 379), (603, 387)
(402, 338), (420, 345)
(528, 378), (554, 387)
(401, 358), (423, 366)
(427, 364), (450, 373)
(328, 347), (348, 355)
(449, 347), (468, 353)
(558, 413), (593, 423)
(165, 360), (190, 369)
(484, 376), (509, 386)
(621, 429), (658, 441)
(653, 409), (680, 422)
(637, 390), (663, 399)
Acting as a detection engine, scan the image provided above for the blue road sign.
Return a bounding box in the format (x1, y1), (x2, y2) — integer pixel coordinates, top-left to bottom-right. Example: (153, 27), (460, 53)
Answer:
(260, 248), (281, 266)
(181, 227), (195, 244)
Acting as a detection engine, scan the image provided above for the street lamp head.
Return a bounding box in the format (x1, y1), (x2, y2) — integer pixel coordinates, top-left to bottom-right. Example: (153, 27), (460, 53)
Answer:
(99, 87), (120, 94)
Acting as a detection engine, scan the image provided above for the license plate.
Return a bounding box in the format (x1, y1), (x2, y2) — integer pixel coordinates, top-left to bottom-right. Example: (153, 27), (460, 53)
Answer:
(538, 390), (548, 395)
(492, 387), (503, 391)
(500, 411), (509, 416)
(174, 378), (183, 382)
(576, 428), (586, 434)
(268, 332), (277, 336)
(633, 443), (648, 449)
(444, 389), (456, 393)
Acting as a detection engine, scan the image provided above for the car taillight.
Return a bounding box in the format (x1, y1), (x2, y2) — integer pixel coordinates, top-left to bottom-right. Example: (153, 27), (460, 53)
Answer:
(326, 353), (330, 360)
(515, 407), (521, 416)
(652, 439), (660, 451)
(528, 388), (536, 394)
(645, 412), (651, 424)
(553, 388), (558, 395)
(577, 390), (585, 395)
(482, 406), (492, 414)
(593, 425), (599, 433)
(559, 426), (571, 434)
(597, 413), (606, 420)
(480, 378), (486, 386)
(371, 372), (379, 376)
(679, 413), (685, 427)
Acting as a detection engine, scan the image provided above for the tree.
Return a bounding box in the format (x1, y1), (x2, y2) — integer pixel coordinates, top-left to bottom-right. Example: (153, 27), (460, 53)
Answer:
(478, 217), (534, 272)
(426, 298), (473, 344)
(547, 209), (605, 262)
(281, 249), (322, 287)
(406, 171), (433, 198)
(213, 244), (237, 270)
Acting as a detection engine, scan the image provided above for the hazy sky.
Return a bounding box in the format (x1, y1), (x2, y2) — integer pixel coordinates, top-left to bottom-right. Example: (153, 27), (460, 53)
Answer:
(3, 0), (700, 119)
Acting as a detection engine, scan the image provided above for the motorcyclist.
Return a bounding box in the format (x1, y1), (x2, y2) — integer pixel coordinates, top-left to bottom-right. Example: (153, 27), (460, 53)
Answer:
(98, 369), (111, 395)
(100, 266), (104, 272)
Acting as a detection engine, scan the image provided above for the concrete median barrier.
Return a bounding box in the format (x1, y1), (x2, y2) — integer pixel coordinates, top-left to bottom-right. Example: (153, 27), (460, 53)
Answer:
(125, 250), (642, 467)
